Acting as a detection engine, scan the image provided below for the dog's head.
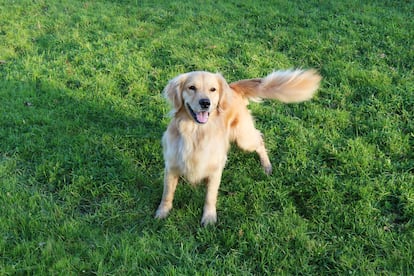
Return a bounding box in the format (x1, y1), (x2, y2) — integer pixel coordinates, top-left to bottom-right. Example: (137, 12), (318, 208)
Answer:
(164, 71), (231, 124)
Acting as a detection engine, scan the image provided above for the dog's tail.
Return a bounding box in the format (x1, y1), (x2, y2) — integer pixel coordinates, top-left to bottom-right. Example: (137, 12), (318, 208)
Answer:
(229, 69), (321, 103)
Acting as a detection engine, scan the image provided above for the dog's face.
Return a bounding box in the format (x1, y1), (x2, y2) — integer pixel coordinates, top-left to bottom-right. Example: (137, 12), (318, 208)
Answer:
(164, 71), (230, 124)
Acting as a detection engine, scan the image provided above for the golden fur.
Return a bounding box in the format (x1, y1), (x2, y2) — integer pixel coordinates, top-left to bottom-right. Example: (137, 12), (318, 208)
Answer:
(155, 69), (321, 225)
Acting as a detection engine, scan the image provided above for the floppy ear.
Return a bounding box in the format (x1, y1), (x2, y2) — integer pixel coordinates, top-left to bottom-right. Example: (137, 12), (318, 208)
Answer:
(163, 73), (188, 114)
(216, 73), (232, 112)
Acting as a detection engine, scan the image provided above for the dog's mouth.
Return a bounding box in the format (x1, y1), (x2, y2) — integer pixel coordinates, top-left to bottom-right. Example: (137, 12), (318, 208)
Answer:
(186, 103), (209, 124)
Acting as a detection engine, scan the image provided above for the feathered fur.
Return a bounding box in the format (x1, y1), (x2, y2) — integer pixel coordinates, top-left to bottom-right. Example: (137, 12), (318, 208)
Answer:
(230, 69), (321, 102)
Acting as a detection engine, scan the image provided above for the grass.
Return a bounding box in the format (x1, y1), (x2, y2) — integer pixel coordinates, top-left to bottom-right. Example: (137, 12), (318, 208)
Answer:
(1, 0), (413, 274)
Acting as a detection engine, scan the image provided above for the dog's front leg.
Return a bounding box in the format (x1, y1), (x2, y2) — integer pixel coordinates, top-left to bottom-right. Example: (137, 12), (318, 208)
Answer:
(155, 169), (179, 219)
(201, 171), (223, 226)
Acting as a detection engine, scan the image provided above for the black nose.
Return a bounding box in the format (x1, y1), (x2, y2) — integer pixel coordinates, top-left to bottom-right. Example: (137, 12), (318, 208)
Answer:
(199, 98), (210, 109)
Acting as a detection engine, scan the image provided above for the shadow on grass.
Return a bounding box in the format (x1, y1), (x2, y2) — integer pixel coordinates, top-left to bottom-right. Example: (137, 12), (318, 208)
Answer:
(1, 78), (166, 231)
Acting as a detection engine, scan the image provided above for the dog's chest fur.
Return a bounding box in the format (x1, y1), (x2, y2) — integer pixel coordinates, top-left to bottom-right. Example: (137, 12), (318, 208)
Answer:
(163, 118), (229, 184)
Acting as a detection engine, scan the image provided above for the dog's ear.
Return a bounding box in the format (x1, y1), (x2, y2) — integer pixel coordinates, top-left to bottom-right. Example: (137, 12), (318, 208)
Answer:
(163, 73), (188, 114)
(216, 73), (232, 112)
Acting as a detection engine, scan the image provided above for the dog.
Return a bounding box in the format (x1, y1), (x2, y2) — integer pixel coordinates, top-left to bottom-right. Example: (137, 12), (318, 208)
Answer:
(155, 69), (321, 226)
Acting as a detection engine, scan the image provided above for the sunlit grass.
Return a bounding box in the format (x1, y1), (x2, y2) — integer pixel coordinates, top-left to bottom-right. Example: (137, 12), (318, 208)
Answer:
(1, 0), (413, 274)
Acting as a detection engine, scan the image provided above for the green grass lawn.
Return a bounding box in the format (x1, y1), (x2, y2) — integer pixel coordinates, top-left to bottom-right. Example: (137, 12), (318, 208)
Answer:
(1, 0), (413, 274)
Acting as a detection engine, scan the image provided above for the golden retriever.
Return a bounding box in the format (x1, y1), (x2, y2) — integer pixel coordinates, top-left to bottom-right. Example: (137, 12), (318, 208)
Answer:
(155, 69), (321, 226)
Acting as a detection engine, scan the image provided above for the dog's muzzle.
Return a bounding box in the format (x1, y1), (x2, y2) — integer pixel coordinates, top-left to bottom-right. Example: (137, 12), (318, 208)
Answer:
(187, 101), (210, 124)
(199, 98), (210, 109)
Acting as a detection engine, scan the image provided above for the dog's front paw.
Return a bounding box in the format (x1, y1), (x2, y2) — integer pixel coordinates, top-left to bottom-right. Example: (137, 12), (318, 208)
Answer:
(155, 205), (172, 219)
(201, 210), (217, 226)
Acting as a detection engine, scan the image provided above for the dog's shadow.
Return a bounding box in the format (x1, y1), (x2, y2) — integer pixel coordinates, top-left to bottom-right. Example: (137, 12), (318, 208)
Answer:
(1, 79), (167, 230)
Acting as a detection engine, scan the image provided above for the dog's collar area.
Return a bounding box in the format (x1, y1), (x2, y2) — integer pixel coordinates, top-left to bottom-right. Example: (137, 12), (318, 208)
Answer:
(186, 103), (209, 124)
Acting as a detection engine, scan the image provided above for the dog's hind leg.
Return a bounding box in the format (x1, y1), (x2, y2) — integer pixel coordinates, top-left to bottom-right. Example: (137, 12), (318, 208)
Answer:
(255, 137), (272, 175)
(155, 170), (179, 219)
(234, 117), (272, 175)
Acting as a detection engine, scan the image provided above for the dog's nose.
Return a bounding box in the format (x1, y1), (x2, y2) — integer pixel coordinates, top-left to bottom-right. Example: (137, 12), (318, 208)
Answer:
(199, 98), (210, 109)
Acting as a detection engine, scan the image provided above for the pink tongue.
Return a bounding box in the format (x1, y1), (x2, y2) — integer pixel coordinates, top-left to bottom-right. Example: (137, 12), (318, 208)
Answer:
(196, 111), (209, 123)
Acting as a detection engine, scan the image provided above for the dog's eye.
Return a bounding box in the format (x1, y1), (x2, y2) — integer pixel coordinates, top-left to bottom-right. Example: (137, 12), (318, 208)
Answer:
(188, 86), (196, 91)
(210, 87), (216, 92)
